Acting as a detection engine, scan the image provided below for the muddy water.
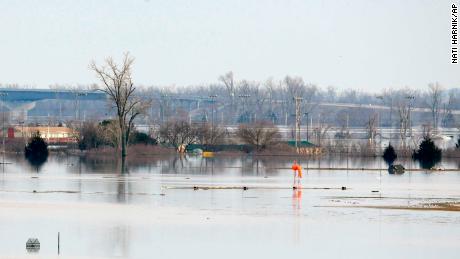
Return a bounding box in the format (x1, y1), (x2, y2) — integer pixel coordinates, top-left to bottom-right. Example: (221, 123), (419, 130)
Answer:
(0, 154), (459, 259)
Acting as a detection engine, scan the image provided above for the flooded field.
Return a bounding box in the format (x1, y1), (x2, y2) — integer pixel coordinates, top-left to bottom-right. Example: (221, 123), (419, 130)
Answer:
(1, 154), (460, 259)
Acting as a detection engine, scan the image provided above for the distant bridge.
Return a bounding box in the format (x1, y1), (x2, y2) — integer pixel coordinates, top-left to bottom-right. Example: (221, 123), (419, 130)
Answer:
(0, 88), (107, 102)
(0, 88), (108, 122)
(317, 102), (460, 115)
(0, 88), (220, 107)
(0, 88), (220, 123)
(3, 88), (460, 124)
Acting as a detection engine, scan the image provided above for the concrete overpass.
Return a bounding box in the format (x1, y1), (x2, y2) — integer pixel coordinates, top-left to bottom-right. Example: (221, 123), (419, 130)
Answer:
(0, 88), (106, 102)
(0, 88), (107, 122)
(0, 88), (219, 123)
(317, 102), (460, 115)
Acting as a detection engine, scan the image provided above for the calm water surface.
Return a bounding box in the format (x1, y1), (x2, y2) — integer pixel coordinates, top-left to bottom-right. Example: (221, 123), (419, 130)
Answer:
(0, 154), (459, 259)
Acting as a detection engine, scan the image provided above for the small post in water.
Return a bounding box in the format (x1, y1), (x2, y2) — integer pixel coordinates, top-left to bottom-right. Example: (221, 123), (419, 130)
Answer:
(58, 232), (60, 255)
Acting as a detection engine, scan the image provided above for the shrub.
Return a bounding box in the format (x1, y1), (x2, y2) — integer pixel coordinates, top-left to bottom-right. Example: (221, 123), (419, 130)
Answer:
(24, 131), (49, 167)
(412, 137), (442, 169)
(77, 120), (122, 150)
(78, 122), (103, 150)
(382, 144), (397, 165)
(130, 131), (157, 145)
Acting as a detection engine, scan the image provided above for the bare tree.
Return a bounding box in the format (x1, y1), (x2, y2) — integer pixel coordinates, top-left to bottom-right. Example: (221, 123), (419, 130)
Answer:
(219, 71), (236, 112)
(264, 78), (277, 121)
(91, 53), (149, 158)
(421, 123), (432, 138)
(427, 83), (443, 133)
(396, 96), (411, 150)
(158, 87), (174, 123)
(380, 88), (395, 128)
(283, 76), (318, 125)
(312, 123), (331, 147)
(441, 90), (456, 127)
(99, 119), (120, 148)
(365, 113), (378, 147)
(159, 120), (200, 148)
(237, 122), (280, 151)
(196, 123), (228, 145)
(326, 86), (337, 102)
(335, 110), (351, 139)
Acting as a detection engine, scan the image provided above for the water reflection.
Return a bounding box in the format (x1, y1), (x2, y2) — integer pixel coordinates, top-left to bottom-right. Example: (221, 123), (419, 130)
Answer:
(292, 185), (302, 244)
(1, 153), (460, 258)
(117, 159), (130, 202)
(120, 158), (126, 174)
(24, 135), (49, 172)
(26, 247), (40, 254)
(25, 153), (48, 172)
(292, 186), (302, 210)
(416, 157), (442, 170)
(8, 153), (460, 177)
(110, 225), (130, 257)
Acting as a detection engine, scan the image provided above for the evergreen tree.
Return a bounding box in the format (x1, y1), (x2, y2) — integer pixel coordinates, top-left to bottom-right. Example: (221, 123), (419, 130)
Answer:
(412, 137), (441, 169)
(24, 131), (49, 167)
(383, 144), (397, 165)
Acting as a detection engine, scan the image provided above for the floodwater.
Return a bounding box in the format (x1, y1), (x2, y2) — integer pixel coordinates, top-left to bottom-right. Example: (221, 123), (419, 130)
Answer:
(1, 154), (460, 259)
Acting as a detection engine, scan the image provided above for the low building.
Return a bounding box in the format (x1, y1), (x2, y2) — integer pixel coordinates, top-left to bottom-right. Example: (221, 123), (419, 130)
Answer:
(286, 140), (322, 155)
(8, 126), (78, 143)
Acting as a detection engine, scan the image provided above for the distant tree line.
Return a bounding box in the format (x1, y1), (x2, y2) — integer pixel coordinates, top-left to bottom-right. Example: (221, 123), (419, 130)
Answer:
(77, 119), (280, 152)
(5, 54), (460, 158)
(15, 73), (459, 130)
(77, 120), (157, 151)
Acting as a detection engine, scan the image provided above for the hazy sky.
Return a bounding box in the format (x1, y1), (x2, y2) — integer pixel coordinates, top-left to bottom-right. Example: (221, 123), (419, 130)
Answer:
(0, 0), (458, 91)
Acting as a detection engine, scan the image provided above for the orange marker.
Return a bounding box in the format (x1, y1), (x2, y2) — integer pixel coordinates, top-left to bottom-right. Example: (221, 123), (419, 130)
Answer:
(292, 160), (302, 187)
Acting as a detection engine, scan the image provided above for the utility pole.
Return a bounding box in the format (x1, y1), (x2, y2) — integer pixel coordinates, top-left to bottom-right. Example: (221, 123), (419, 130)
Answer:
(304, 112), (309, 142)
(75, 92), (87, 126)
(209, 95), (217, 145)
(74, 93), (78, 121)
(160, 93), (171, 123)
(0, 92), (8, 167)
(389, 97), (393, 143)
(55, 90), (62, 124)
(345, 113), (350, 153)
(293, 97), (303, 149)
(406, 95), (415, 138)
(20, 120), (25, 145)
(376, 96), (384, 151)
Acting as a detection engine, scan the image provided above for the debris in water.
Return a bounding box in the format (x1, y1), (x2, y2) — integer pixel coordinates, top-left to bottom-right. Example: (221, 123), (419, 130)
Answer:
(26, 238), (40, 252)
(389, 164), (405, 174)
